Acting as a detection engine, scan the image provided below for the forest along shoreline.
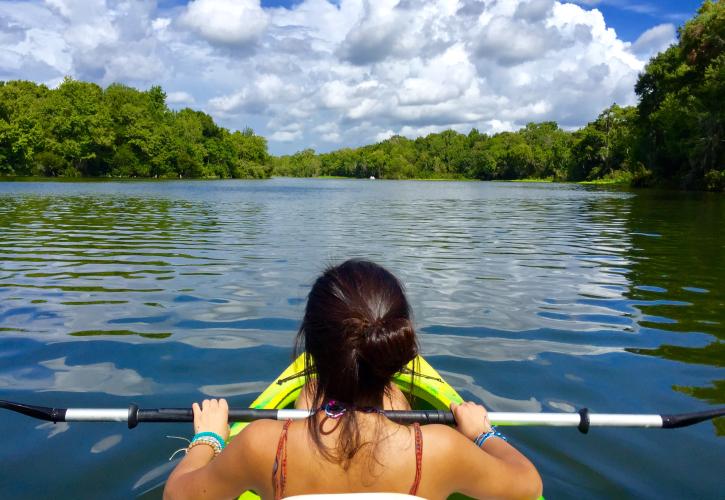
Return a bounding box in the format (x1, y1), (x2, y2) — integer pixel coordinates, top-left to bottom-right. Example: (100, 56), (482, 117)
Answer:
(0, 2), (722, 191)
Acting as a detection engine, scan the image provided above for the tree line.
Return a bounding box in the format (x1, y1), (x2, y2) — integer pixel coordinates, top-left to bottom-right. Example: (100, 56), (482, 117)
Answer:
(1, 1), (722, 189)
(274, 0), (723, 191)
(0, 79), (270, 179)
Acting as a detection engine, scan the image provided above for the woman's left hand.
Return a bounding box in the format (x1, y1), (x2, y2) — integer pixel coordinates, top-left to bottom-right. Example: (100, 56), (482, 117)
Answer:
(450, 401), (492, 441)
(192, 398), (230, 441)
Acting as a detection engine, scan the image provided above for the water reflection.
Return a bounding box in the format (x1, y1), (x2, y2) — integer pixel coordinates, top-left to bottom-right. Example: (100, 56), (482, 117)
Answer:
(439, 369), (541, 412)
(133, 460), (177, 497)
(0, 191), (266, 338)
(35, 421), (70, 438)
(70, 330), (171, 339)
(623, 190), (724, 418)
(420, 332), (622, 362)
(0, 356), (156, 396)
(90, 434), (123, 454)
(200, 380), (271, 397)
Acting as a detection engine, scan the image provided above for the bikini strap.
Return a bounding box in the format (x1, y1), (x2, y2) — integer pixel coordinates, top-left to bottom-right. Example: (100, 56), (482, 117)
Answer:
(409, 423), (423, 496)
(273, 419), (293, 500)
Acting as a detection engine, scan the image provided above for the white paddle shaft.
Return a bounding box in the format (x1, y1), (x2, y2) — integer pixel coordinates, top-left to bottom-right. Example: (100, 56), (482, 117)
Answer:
(62, 408), (664, 427)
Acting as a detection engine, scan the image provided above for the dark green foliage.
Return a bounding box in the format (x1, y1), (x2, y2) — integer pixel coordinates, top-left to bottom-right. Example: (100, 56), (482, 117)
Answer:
(0, 79), (269, 179)
(32, 151), (71, 177)
(272, 121), (579, 182)
(635, 0), (724, 189)
(568, 104), (639, 182)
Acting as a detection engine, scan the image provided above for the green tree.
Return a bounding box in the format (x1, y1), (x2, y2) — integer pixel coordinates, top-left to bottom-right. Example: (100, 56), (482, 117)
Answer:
(634, 0), (724, 189)
(0, 81), (49, 174)
(289, 149), (321, 177)
(520, 122), (572, 179)
(0, 80), (270, 179)
(568, 104), (638, 181)
(34, 77), (114, 176)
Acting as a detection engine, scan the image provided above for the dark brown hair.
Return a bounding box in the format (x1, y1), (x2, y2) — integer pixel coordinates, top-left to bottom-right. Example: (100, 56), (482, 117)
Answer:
(294, 259), (419, 467)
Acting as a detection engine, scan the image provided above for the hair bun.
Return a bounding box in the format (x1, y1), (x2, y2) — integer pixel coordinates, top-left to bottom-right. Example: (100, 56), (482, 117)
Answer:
(355, 316), (417, 379)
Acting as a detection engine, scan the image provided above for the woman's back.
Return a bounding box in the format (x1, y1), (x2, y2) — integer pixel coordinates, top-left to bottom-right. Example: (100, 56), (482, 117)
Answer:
(276, 417), (424, 498)
(227, 416), (424, 499)
(228, 414), (539, 500)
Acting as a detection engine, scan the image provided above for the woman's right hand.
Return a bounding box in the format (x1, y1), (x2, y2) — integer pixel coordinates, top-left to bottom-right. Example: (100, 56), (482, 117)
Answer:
(450, 401), (492, 441)
(192, 398), (230, 441)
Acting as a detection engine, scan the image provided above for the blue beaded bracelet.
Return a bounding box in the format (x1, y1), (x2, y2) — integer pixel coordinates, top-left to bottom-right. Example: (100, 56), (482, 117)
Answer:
(192, 431), (226, 450)
(474, 427), (507, 448)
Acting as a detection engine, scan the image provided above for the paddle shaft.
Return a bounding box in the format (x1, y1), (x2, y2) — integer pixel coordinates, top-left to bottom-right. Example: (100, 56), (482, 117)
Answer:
(3, 400), (722, 432)
(28, 405), (458, 427)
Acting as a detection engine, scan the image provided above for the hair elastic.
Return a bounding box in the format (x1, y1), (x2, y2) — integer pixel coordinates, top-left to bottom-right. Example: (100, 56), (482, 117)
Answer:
(322, 400), (347, 419)
(320, 400), (384, 419)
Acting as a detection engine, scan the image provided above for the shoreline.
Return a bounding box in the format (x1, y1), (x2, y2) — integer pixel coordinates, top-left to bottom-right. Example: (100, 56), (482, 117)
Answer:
(0, 175), (630, 186)
(1, 175), (631, 186)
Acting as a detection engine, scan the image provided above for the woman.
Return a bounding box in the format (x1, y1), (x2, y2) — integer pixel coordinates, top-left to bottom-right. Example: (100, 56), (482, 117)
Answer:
(165, 260), (542, 499)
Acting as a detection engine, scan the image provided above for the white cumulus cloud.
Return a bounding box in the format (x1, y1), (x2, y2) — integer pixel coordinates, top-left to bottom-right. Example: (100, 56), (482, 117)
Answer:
(167, 90), (195, 105)
(0, 0), (673, 154)
(179, 0), (268, 47)
(631, 23), (676, 57)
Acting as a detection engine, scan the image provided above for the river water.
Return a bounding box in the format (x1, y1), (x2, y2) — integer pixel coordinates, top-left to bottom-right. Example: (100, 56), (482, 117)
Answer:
(0, 178), (722, 499)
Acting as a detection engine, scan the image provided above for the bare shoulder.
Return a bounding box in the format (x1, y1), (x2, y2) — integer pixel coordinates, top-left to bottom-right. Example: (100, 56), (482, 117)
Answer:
(419, 425), (502, 480)
(225, 419), (286, 470)
(421, 424), (543, 499)
(230, 419), (285, 452)
(417, 425), (486, 498)
(238, 418), (286, 437)
(215, 419), (285, 494)
(418, 424), (472, 468)
(420, 423), (468, 451)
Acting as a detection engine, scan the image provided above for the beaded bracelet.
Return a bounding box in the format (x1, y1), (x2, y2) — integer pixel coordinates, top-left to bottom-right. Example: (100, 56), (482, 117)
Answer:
(192, 431), (226, 450)
(188, 437), (223, 456)
(187, 431), (226, 457)
(474, 427), (508, 448)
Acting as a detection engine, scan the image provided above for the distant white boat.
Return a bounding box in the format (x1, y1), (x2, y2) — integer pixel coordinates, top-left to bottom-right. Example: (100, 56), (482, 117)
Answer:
(369, 176), (375, 180)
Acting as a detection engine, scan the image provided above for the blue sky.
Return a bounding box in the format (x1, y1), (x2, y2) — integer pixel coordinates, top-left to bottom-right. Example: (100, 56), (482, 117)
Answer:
(0, 0), (705, 155)
(570, 0), (703, 40)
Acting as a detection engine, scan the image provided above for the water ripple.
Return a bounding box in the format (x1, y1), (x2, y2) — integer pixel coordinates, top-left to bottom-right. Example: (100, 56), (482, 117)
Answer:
(0, 179), (723, 499)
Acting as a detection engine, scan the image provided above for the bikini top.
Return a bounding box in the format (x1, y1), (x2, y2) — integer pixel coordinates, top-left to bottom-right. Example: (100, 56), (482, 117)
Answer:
(272, 420), (423, 500)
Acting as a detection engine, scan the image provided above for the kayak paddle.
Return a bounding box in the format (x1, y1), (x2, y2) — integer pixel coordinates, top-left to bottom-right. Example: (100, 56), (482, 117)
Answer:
(2, 400), (723, 433)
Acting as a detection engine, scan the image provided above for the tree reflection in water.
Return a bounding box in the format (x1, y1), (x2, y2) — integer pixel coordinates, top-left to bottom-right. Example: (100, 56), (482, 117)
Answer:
(622, 189), (724, 434)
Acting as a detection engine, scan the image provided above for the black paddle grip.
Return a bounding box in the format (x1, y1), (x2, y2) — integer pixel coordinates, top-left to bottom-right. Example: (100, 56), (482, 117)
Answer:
(134, 408), (278, 424)
(385, 410), (456, 425)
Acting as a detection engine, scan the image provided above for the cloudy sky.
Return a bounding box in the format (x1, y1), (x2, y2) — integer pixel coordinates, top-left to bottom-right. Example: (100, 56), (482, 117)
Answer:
(0, 0), (703, 154)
